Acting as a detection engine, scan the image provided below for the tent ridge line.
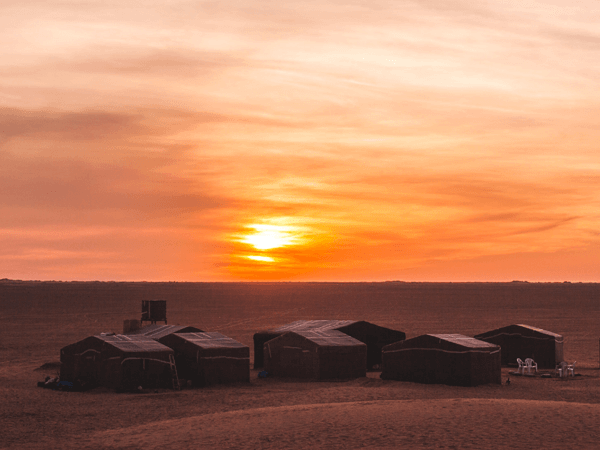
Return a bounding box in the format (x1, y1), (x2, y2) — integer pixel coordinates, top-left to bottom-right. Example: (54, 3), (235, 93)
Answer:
(383, 348), (500, 355)
(120, 357), (172, 365)
(75, 349), (101, 356)
(478, 332), (562, 342)
(197, 356), (249, 360)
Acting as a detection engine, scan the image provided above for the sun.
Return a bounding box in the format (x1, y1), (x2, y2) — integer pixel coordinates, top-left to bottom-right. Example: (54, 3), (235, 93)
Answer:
(245, 255), (275, 262)
(241, 224), (299, 250)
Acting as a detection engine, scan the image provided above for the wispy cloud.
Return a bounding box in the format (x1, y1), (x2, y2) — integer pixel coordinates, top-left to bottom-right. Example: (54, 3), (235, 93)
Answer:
(1, 0), (599, 280)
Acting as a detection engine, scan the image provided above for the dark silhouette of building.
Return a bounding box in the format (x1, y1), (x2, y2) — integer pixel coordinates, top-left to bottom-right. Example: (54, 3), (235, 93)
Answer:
(381, 334), (501, 386)
(60, 334), (174, 391)
(158, 332), (249, 387)
(474, 324), (563, 369)
(263, 330), (367, 380)
(254, 320), (405, 369)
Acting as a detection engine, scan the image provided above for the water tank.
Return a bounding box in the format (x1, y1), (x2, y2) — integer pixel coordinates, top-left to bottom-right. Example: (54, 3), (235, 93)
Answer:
(141, 300), (167, 324)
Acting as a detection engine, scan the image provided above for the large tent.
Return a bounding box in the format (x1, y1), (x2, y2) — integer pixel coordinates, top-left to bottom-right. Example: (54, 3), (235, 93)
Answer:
(60, 334), (175, 391)
(125, 324), (203, 341)
(263, 330), (367, 380)
(253, 320), (405, 369)
(474, 324), (564, 369)
(158, 332), (250, 387)
(381, 334), (501, 386)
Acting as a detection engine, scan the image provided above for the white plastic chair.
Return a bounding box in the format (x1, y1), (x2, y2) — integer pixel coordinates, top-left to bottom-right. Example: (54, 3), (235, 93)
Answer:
(517, 358), (526, 375)
(555, 361), (568, 377)
(524, 358), (538, 375)
(567, 361), (576, 377)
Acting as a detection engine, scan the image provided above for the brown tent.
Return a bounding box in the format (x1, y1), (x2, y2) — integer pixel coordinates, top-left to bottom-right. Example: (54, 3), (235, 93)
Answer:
(474, 324), (563, 369)
(254, 320), (405, 369)
(381, 334), (501, 386)
(125, 324), (203, 340)
(158, 332), (249, 387)
(60, 334), (174, 391)
(263, 330), (367, 380)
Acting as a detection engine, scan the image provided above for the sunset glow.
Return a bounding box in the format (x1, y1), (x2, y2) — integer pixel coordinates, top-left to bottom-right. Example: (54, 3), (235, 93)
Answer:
(239, 225), (302, 251)
(244, 255), (275, 263)
(1, 0), (600, 281)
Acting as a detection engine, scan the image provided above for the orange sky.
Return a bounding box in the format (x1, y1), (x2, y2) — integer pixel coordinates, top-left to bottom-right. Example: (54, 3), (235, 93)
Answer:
(1, 0), (599, 281)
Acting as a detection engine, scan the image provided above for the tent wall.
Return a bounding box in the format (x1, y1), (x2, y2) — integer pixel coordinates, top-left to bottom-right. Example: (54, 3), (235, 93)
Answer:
(178, 346), (250, 387)
(159, 333), (250, 387)
(337, 322), (405, 369)
(263, 333), (320, 379)
(60, 336), (174, 391)
(469, 350), (502, 385)
(253, 321), (405, 369)
(263, 332), (366, 380)
(95, 351), (173, 391)
(196, 353), (249, 386)
(474, 325), (563, 369)
(253, 331), (281, 368)
(60, 337), (102, 385)
(381, 335), (501, 386)
(114, 357), (173, 391)
(317, 345), (367, 379)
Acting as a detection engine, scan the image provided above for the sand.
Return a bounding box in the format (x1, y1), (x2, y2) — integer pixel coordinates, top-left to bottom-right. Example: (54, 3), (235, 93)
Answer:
(1, 281), (599, 449)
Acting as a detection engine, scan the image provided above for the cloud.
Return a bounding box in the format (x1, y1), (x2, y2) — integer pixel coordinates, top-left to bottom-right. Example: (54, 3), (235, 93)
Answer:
(1, 0), (600, 280)
(0, 108), (139, 140)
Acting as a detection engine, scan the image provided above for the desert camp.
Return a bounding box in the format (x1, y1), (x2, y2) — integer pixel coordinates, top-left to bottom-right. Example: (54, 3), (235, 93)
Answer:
(49, 301), (576, 392)
(158, 332), (250, 387)
(474, 324), (564, 369)
(253, 319), (405, 369)
(263, 330), (367, 380)
(380, 334), (502, 386)
(5, 281), (599, 449)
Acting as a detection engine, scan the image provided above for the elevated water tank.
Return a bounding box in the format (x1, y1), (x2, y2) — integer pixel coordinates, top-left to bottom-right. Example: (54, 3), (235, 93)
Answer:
(141, 300), (167, 325)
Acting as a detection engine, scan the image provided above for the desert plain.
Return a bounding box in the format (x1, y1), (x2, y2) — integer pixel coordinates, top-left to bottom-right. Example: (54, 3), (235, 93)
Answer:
(1, 280), (599, 449)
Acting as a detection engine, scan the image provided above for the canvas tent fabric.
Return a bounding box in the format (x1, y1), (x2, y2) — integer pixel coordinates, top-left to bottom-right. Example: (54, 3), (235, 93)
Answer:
(474, 324), (564, 369)
(158, 332), (250, 387)
(60, 334), (174, 391)
(380, 334), (501, 387)
(125, 324), (203, 341)
(253, 320), (405, 369)
(263, 330), (367, 380)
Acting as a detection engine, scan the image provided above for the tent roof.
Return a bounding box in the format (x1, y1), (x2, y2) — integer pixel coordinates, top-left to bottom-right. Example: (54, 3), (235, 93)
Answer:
(429, 334), (499, 349)
(515, 324), (562, 338)
(271, 320), (358, 333)
(285, 330), (365, 347)
(475, 324), (562, 340)
(170, 332), (247, 349)
(125, 324), (202, 340)
(384, 334), (499, 352)
(95, 334), (173, 353)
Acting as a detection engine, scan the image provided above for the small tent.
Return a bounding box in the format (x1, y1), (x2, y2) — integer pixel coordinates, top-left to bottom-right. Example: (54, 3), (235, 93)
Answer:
(263, 330), (367, 380)
(474, 324), (563, 369)
(381, 334), (501, 386)
(158, 332), (250, 387)
(125, 324), (203, 341)
(60, 334), (174, 391)
(254, 320), (405, 369)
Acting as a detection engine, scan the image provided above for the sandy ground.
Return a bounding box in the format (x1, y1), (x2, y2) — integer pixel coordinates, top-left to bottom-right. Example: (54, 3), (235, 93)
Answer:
(2, 281), (600, 449)
(3, 363), (599, 449)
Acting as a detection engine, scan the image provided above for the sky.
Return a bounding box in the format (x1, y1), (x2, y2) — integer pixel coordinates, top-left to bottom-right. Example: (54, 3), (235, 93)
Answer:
(1, 0), (599, 282)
